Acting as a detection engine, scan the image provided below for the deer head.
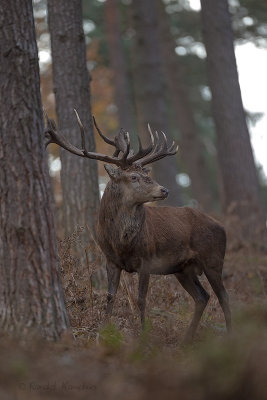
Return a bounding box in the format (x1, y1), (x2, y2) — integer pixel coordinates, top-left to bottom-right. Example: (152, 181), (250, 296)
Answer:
(103, 164), (169, 205)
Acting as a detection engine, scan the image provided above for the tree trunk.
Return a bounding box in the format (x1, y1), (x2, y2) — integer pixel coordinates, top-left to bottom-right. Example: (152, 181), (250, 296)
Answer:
(200, 0), (266, 245)
(47, 0), (99, 250)
(0, 0), (69, 339)
(157, 0), (215, 211)
(105, 0), (137, 146)
(130, 0), (182, 206)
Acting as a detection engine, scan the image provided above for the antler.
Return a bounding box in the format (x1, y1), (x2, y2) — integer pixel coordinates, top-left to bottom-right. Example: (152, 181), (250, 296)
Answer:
(44, 110), (178, 169)
(135, 126), (178, 167)
(44, 110), (132, 168)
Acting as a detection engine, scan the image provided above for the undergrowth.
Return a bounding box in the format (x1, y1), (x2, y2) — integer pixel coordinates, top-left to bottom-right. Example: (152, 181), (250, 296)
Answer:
(1, 225), (266, 400)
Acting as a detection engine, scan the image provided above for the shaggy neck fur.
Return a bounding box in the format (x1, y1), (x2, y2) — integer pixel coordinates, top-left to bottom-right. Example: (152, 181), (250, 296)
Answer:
(98, 180), (146, 249)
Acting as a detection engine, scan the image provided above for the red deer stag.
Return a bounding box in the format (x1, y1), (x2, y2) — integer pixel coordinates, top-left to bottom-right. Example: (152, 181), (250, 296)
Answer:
(45, 111), (231, 343)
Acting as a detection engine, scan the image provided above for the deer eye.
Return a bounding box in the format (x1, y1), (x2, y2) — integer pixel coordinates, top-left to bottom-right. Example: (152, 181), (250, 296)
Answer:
(131, 175), (138, 182)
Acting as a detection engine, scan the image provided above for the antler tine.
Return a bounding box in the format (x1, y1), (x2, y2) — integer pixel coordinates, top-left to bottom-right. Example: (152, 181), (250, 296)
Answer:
(74, 109), (86, 150)
(93, 117), (133, 162)
(154, 130), (160, 148)
(148, 130), (161, 155)
(121, 132), (131, 165)
(134, 127), (178, 167)
(43, 110), (88, 156)
(44, 110), (51, 147)
(168, 141), (178, 153)
(127, 125), (155, 164)
(133, 129), (160, 163)
(161, 131), (168, 151)
(115, 128), (130, 154)
(44, 110), (132, 166)
(89, 118), (135, 168)
(149, 130), (168, 157)
(147, 123), (155, 147)
(113, 149), (120, 157)
(93, 115), (129, 160)
(44, 109), (56, 147)
(92, 116), (116, 147)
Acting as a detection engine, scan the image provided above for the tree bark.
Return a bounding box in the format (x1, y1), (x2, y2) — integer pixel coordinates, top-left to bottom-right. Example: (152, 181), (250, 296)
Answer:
(47, 0), (99, 247)
(105, 0), (137, 146)
(0, 0), (69, 339)
(130, 0), (182, 206)
(157, 0), (215, 211)
(200, 0), (266, 244)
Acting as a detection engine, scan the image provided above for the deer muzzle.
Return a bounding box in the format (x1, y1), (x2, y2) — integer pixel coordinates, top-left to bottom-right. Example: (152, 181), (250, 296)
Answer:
(160, 187), (169, 198)
(152, 186), (169, 200)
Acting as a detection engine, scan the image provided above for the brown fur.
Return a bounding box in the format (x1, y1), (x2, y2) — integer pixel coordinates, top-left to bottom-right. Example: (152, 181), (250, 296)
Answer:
(97, 166), (231, 342)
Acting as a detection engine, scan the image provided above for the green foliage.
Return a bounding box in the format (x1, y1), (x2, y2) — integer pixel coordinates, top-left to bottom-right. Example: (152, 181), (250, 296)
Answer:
(99, 322), (123, 351)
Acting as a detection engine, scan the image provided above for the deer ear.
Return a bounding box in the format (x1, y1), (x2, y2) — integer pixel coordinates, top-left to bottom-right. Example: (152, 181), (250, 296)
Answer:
(104, 164), (121, 179)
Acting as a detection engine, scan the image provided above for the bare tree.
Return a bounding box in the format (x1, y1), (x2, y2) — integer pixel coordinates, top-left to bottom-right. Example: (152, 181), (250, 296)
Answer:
(157, 0), (215, 211)
(130, 0), (182, 206)
(200, 0), (266, 245)
(0, 0), (69, 339)
(47, 0), (99, 247)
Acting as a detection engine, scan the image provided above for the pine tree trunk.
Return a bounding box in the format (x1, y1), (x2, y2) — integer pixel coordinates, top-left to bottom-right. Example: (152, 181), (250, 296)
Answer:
(157, 0), (215, 211)
(200, 0), (266, 244)
(47, 0), (99, 248)
(105, 0), (137, 146)
(0, 0), (69, 339)
(131, 0), (182, 206)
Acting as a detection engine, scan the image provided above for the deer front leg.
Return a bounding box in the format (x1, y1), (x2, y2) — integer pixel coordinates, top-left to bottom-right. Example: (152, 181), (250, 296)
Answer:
(106, 261), (121, 320)
(138, 270), (150, 329)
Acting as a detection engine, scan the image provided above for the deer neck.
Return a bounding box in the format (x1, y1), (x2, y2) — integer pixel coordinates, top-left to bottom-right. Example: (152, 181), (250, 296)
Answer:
(99, 182), (145, 246)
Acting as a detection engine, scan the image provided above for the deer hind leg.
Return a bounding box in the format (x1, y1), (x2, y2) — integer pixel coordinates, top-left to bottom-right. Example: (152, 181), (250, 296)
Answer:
(175, 271), (210, 344)
(106, 262), (121, 319)
(204, 267), (231, 332)
(138, 271), (150, 329)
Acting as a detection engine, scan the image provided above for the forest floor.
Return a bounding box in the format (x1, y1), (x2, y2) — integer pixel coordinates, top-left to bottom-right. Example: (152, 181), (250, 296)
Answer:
(1, 231), (267, 400)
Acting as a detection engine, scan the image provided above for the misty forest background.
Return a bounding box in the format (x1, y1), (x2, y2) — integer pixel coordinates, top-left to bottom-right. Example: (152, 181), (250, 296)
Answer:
(1, 0), (267, 399)
(40, 0), (267, 246)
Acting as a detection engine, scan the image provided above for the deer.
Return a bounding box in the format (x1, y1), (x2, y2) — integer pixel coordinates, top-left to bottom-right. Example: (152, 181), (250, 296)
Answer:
(45, 111), (231, 343)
